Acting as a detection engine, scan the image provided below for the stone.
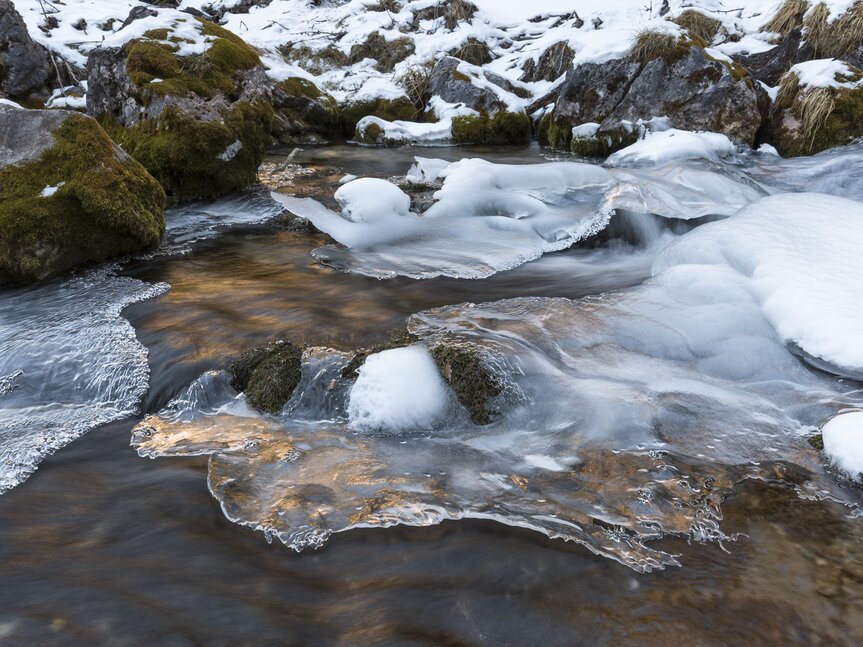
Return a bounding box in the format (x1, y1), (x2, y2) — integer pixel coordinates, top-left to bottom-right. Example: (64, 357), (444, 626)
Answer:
(0, 0), (53, 100)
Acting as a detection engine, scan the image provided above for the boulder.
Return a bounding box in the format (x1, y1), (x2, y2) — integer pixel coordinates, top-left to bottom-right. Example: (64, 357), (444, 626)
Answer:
(520, 42), (575, 83)
(543, 45), (768, 155)
(428, 56), (506, 115)
(86, 18), (273, 202)
(271, 77), (339, 143)
(770, 62), (863, 156)
(0, 0), (54, 100)
(0, 105), (165, 284)
(734, 28), (803, 86)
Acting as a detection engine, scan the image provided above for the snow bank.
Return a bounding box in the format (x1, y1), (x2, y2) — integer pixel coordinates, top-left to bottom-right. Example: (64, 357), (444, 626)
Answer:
(348, 346), (449, 431)
(654, 193), (863, 375)
(822, 411), (863, 480)
(789, 59), (863, 89)
(607, 129), (738, 166)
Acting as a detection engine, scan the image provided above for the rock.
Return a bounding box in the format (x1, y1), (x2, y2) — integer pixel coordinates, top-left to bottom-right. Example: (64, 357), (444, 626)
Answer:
(271, 77), (339, 143)
(121, 6), (158, 28)
(86, 18), (274, 202)
(520, 42), (575, 83)
(349, 31), (415, 73)
(770, 63), (863, 156)
(411, 0), (477, 30)
(228, 340), (303, 414)
(0, 105), (165, 284)
(428, 56), (506, 115)
(734, 28), (803, 86)
(449, 38), (494, 66)
(0, 0), (54, 100)
(544, 45), (768, 155)
(429, 342), (502, 425)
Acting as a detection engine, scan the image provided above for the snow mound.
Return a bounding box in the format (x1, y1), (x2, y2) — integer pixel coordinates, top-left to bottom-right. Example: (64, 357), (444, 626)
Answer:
(789, 59), (863, 89)
(822, 411), (863, 480)
(335, 178), (410, 223)
(607, 129), (738, 166)
(654, 193), (863, 375)
(348, 346), (449, 431)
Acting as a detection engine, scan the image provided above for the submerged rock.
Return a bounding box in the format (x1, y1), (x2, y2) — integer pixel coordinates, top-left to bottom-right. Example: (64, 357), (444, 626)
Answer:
(543, 42), (767, 155)
(228, 340), (303, 414)
(86, 18), (273, 202)
(0, 105), (165, 284)
(0, 0), (54, 101)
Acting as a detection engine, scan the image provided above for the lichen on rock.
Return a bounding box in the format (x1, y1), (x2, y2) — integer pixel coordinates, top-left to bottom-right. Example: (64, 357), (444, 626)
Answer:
(0, 106), (165, 284)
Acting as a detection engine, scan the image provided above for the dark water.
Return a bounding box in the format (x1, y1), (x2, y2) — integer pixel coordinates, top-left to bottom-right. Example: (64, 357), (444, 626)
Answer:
(1, 145), (862, 644)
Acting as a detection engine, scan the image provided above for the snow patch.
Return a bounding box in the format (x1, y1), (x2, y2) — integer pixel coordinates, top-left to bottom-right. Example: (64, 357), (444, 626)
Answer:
(823, 411), (863, 480)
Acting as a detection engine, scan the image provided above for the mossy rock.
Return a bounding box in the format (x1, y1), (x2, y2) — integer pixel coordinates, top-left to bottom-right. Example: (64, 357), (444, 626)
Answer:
(104, 99), (274, 202)
(772, 70), (863, 156)
(228, 340), (303, 414)
(451, 111), (531, 144)
(430, 343), (501, 425)
(570, 128), (639, 158)
(341, 329), (419, 380)
(0, 110), (165, 284)
(808, 433), (825, 451)
(339, 97), (417, 136)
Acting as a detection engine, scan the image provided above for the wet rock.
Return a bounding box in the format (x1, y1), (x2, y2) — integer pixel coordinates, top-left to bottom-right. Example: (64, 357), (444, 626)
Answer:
(544, 44), (768, 154)
(0, 105), (165, 284)
(520, 42), (575, 83)
(430, 343), (502, 425)
(86, 18), (274, 202)
(0, 0), (54, 100)
(228, 340), (303, 415)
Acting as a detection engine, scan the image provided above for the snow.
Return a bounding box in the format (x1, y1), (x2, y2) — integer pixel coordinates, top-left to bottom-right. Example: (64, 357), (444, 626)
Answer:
(334, 178), (411, 223)
(789, 59), (863, 89)
(654, 193), (863, 375)
(39, 183), (63, 197)
(356, 98), (477, 145)
(348, 346), (449, 431)
(822, 411), (863, 480)
(0, 99), (22, 109)
(606, 129), (737, 166)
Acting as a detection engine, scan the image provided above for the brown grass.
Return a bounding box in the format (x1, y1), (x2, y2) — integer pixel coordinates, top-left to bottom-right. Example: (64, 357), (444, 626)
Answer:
(672, 10), (722, 43)
(763, 0), (809, 35)
(805, 0), (863, 58)
(778, 70), (837, 152)
(629, 29), (681, 64)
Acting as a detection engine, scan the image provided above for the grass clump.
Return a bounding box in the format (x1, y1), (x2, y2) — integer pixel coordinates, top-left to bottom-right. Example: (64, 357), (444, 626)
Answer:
(398, 61), (434, 112)
(628, 29), (692, 65)
(804, 1), (863, 59)
(451, 111), (531, 144)
(0, 115), (165, 283)
(671, 10), (722, 43)
(228, 340), (303, 415)
(774, 65), (863, 155)
(762, 0), (809, 35)
(430, 343), (501, 425)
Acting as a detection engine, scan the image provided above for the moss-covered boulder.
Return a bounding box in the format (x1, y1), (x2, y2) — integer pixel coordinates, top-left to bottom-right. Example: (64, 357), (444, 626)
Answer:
(0, 105), (165, 284)
(271, 76), (339, 144)
(349, 32), (415, 72)
(339, 96), (417, 136)
(771, 62), (863, 156)
(451, 111), (531, 144)
(86, 16), (273, 202)
(543, 38), (767, 155)
(228, 340), (303, 414)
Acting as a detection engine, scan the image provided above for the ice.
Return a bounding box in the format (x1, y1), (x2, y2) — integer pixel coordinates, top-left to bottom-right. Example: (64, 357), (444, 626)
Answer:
(334, 178), (411, 223)
(348, 346), (450, 432)
(822, 411), (863, 481)
(0, 267), (167, 494)
(606, 129), (738, 166)
(654, 193), (863, 375)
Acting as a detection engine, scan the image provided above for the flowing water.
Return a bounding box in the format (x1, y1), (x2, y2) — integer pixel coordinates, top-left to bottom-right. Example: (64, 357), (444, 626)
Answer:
(1, 143), (863, 644)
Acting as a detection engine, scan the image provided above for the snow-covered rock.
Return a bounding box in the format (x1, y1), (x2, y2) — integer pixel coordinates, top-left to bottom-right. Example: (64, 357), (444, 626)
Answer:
(822, 411), (863, 481)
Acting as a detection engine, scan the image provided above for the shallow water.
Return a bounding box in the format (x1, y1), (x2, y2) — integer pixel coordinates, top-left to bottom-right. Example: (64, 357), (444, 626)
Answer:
(1, 143), (863, 643)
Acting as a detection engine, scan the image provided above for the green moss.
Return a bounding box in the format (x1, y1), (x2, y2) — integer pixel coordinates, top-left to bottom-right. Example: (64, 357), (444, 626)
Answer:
(542, 117), (573, 149)
(105, 99), (273, 202)
(451, 69), (471, 82)
(430, 343), (501, 426)
(125, 17), (260, 100)
(355, 120), (385, 144)
(570, 128), (638, 158)
(228, 340), (303, 415)
(0, 115), (165, 284)
(451, 111), (531, 144)
(276, 77), (322, 100)
(808, 433), (825, 451)
(339, 97), (417, 135)
(341, 329), (419, 380)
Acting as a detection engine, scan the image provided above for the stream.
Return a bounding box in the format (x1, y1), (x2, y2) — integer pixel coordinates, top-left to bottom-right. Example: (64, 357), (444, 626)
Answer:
(1, 143), (862, 644)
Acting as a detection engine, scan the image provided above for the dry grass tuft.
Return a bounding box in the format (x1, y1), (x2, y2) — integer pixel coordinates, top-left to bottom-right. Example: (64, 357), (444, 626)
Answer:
(672, 10), (722, 43)
(778, 70), (837, 152)
(803, 0), (863, 58)
(397, 61), (434, 112)
(629, 29), (681, 64)
(763, 0), (809, 35)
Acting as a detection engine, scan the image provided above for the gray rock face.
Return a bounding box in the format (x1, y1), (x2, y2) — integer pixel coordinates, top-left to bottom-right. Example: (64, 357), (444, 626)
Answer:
(549, 46), (768, 149)
(734, 29), (802, 86)
(428, 56), (505, 114)
(0, 0), (53, 98)
(0, 103), (66, 165)
(521, 41), (575, 83)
